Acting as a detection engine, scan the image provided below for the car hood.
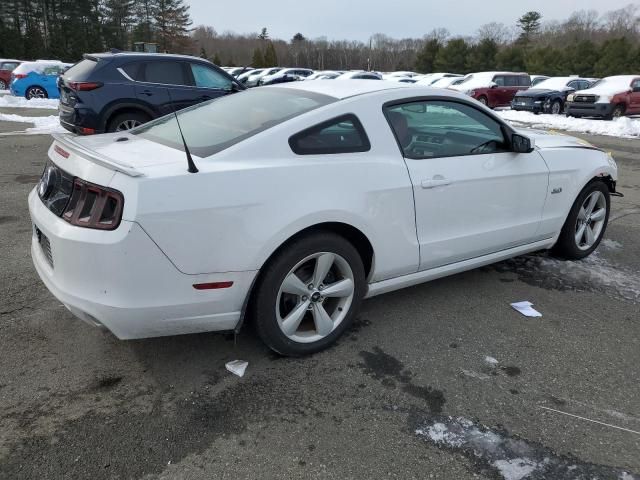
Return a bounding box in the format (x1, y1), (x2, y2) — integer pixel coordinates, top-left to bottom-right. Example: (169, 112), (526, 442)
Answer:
(515, 89), (561, 98)
(519, 129), (602, 151)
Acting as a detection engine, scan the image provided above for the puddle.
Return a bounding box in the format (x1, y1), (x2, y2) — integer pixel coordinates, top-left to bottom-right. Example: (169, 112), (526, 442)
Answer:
(489, 252), (640, 303)
(415, 415), (638, 479)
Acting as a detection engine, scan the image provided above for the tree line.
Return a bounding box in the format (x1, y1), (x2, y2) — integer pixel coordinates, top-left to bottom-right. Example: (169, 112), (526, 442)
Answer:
(0, 0), (192, 62)
(1, 2), (640, 78)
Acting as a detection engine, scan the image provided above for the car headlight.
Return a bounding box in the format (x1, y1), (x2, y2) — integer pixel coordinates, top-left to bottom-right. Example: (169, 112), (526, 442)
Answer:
(534, 100), (543, 104)
(567, 94), (575, 102)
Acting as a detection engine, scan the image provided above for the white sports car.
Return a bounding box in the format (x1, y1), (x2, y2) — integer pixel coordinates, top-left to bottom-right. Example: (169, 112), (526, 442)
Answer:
(29, 81), (619, 356)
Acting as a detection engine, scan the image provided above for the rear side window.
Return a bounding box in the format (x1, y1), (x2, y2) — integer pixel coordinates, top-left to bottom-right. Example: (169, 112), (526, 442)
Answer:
(142, 61), (189, 85)
(494, 76), (505, 86)
(190, 63), (231, 89)
(518, 76), (531, 87)
(289, 114), (370, 155)
(121, 62), (142, 81)
(63, 59), (97, 80)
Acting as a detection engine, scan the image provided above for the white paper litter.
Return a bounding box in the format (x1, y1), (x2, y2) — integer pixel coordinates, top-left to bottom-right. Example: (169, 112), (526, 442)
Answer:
(484, 356), (499, 365)
(510, 301), (542, 317)
(225, 360), (248, 377)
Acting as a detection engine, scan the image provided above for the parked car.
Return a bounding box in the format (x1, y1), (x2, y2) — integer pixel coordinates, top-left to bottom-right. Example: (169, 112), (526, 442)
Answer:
(335, 71), (382, 80)
(237, 68), (264, 84)
(565, 75), (640, 119)
(450, 71), (531, 108)
(414, 73), (462, 86)
(10, 61), (70, 99)
(226, 66), (253, 77)
(0, 59), (24, 90)
(305, 70), (342, 80)
(29, 81), (618, 356)
(530, 75), (550, 87)
(57, 52), (244, 135)
(512, 77), (595, 114)
(259, 68), (314, 85)
(245, 67), (282, 87)
(430, 76), (468, 89)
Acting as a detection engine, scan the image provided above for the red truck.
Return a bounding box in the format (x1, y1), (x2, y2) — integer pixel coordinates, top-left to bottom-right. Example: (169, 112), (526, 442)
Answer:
(0, 59), (23, 90)
(450, 71), (531, 108)
(565, 75), (640, 119)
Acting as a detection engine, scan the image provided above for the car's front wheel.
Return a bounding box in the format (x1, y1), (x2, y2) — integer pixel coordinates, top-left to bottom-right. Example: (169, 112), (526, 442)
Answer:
(254, 232), (366, 356)
(26, 86), (47, 99)
(552, 181), (610, 260)
(550, 100), (563, 115)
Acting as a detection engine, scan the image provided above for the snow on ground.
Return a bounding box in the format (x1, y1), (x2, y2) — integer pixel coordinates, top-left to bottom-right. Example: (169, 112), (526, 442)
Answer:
(0, 95), (59, 109)
(415, 416), (638, 480)
(0, 113), (63, 134)
(497, 110), (640, 138)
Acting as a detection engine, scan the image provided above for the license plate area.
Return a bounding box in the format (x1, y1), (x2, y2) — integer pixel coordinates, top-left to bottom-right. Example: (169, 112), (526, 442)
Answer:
(35, 225), (54, 268)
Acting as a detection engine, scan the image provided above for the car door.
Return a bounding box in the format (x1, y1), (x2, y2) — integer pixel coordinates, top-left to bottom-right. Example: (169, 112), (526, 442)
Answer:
(189, 62), (234, 102)
(135, 60), (196, 116)
(490, 75), (508, 106)
(384, 99), (549, 270)
(629, 79), (640, 114)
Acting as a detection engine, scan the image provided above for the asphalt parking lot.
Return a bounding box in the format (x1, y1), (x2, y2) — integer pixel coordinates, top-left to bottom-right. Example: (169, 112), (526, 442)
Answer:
(0, 111), (639, 479)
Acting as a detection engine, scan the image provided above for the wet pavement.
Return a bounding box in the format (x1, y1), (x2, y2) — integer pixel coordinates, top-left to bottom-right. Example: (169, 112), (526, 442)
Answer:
(0, 128), (638, 479)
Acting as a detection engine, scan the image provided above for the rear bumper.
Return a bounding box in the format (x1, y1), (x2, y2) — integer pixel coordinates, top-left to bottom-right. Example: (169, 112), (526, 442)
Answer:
(565, 102), (614, 118)
(28, 189), (257, 339)
(58, 104), (103, 134)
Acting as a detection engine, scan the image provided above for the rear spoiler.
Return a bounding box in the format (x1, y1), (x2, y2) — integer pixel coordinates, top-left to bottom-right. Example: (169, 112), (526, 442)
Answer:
(52, 133), (144, 177)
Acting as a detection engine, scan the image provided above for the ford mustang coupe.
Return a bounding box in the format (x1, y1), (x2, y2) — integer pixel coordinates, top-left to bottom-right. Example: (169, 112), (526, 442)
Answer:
(29, 81), (619, 356)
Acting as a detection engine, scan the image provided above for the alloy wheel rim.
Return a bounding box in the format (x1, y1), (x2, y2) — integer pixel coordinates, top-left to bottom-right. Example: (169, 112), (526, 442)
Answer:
(28, 87), (46, 99)
(116, 119), (142, 131)
(574, 191), (606, 251)
(276, 252), (355, 344)
(0, 80), (6, 90)
(552, 102), (561, 114)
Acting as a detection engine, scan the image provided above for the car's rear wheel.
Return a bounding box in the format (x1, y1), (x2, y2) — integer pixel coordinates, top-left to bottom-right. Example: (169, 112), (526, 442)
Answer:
(551, 100), (562, 115)
(107, 111), (150, 132)
(478, 96), (488, 106)
(0, 79), (6, 90)
(26, 86), (47, 100)
(254, 232), (366, 356)
(609, 105), (625, 120)
(552, 181), (610, 260)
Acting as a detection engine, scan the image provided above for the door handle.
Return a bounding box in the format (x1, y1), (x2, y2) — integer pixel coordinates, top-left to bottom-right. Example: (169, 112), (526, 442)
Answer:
(421, 177), (451, 189)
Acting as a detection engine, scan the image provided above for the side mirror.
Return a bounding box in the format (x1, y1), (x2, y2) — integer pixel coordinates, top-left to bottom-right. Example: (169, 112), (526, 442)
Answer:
(512, 133), (535, 153)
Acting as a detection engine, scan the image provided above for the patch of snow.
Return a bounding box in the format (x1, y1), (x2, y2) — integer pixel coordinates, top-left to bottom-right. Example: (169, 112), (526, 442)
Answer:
(497, 109), (640, 138)
(0, 89), (9, 94)
(493, 458), (539, 480)
(0, 113), (63, 134)
(460, 369), (491, 380)
(600, 238), (622, 250)
(484, 356), (499, 365)
(0, 95), (59, 109)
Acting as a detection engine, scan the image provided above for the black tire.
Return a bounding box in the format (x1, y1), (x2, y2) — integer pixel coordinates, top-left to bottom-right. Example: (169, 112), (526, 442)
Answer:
(254, 232), (366, 356)
(106, 111), (150, 133)
(0, 79), (6, 90)
(26, 86), (48, 99)
(607, 105), (625, 120)
(550, 100), (562, 115)
(478, 96), (488, 107)
(551, 181), (610, 260)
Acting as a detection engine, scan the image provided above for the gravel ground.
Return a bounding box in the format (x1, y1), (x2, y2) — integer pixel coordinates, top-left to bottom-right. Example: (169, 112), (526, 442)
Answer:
(0, 119), (638, 479)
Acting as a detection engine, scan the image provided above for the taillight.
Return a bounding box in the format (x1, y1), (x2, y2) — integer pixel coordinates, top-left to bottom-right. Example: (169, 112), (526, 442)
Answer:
(62, 178), (124, 230)
(67, 81), (102, 91)
(13, 73), (27, 79)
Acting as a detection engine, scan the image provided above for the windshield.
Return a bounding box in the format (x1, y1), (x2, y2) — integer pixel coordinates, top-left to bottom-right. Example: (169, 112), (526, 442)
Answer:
(133, 87), (336, 157)
(533, 77), (572, 91)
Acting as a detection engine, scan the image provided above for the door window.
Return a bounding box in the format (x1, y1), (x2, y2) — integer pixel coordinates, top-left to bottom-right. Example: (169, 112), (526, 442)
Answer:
(142, 61), (189, 85)
(384, 101), (508, 159)
(518, 76), (531, 87)
(493, 76), (505, 86)
(631, 79), (640, 92)
(0, 62), (20, 71)
(289, 114), (370, 155)
(121, 62), (142, 81)
(190, 63), (231, 89)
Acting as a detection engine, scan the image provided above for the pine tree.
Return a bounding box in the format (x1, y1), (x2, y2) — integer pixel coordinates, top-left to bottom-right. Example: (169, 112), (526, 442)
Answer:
(263, 41), (278, 66)
(252, 48), (265, 68)
(595, 37), (635, 77)
(212, 53), (222, 66)
(102, 0), (136, 50)
(414, 38), (441, 73)
(258, 27), (269, 40)
(517, 11), (542, 44)
(466, 38), (498, 72)
(434, 39), (469, 72)
(495, 45), (526, 71)
(154, 0), (192, 52)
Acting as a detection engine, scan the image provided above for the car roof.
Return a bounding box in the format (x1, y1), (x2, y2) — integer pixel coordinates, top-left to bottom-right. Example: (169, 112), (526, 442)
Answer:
(85, 52), (209, 62)
(268, 79), (426, 99)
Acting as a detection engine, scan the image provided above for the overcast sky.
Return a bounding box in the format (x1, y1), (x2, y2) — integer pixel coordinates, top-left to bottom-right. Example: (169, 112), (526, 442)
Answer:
(187, 0), (634, 41)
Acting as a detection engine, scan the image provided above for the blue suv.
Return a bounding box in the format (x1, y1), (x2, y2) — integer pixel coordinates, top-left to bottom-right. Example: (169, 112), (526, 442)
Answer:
(58, 52), (244, 134)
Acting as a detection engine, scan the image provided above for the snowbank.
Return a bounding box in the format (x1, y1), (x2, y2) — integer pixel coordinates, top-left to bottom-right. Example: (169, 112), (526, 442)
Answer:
(0, 113), (63, 134)
(0, 95), (59, 109)
(497, 110), (640, 138)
